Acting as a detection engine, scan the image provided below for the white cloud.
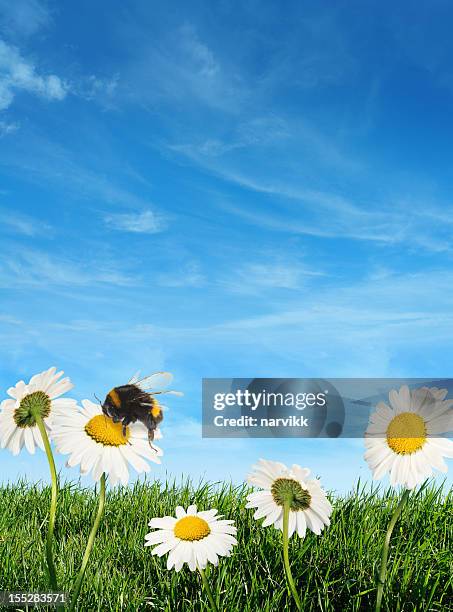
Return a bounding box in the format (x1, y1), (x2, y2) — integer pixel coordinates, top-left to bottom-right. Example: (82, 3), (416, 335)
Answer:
(0, 0), (51, 38)
(76, 74), (119, 108)
(223, 261), (323, 293)
(169, 116), (291, 158)
(216, 194), (398, 244)
(179, 23), (219, 79)
(0, 119), (19, 136)
(262, 13), (356, 92)
(167, 137), (453, 251)
(0, 38), (68, 110)
(158, 261), (205, 288)
(0, 208), (50, 235)
(0, 248), (135, 288)
(121, 22), (247, 113)
(104, 209), (165, 234)
(0, 131), (161, 215)
(84, 75), (119, 97)
(3, 265), (453, 383)
(233, 263), (301, 290)
(216, 268), (453, 341)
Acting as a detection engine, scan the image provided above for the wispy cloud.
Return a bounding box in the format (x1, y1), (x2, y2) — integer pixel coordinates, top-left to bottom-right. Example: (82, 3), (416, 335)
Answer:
(0, 247), (136, 288)
(171, 155), (452, 251)
(164, 123), (416, 246)
(120, 22), (248, 113)
(255, 11), (356, 93)
(116, 10), (355, 115)
(82, 74), (119, 98)
(0, 207), (51, 235)
(0, 38), (67, 110)
(216, 194), (401, 244)
(104, 209), (166, 234)
(168, 111), (361, 175)
(0, 119), (19, 136)
(222, 260), (323, 293)
(75, 74), (119, 109)
(169, 116), (290, 158)
(0, 131), (160, 215)
(6, 264), (453, 381)
(158, 261), (205, 288)
(215, 268), (453, 343)
(3, 265), (453, 382)
(0, 0), (51, 38)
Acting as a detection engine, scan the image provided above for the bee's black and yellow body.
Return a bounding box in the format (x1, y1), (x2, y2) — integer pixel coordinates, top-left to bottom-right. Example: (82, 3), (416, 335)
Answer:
(102, 384), (163, 446)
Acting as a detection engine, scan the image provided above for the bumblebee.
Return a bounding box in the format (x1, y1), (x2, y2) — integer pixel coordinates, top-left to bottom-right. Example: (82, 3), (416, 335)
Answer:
(101, 372), (182, 448)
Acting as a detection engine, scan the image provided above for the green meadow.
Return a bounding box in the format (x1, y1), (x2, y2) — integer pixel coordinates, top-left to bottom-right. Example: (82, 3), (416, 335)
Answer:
(0, 480), (451, 611)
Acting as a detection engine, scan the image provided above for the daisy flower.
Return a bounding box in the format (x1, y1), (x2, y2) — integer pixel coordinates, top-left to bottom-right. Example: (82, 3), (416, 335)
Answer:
(51, 399), (163, 485)
(246, 459), (332, 538)
(0, 366), (76, 455)
(0, 366), (76, 591)
(145, 504), (237, 571)
(365, 385), (453, 490)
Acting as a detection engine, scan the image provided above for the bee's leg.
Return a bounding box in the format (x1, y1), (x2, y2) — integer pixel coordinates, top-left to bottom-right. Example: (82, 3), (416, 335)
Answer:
(148, 430), (159, 452)
(102, 403), (112, 418)
(104, 405), (121, 422)
(141, 413), (158, 451)
(121, 416), (132, 438)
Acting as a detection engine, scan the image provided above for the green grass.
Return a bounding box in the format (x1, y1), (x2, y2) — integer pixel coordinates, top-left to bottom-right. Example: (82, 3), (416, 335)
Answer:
(0, 479), (451, 611)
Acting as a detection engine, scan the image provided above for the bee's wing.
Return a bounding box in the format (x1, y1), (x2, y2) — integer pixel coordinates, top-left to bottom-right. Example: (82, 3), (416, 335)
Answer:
(128, 371), (142, 385)
(133, 371), (174, 391)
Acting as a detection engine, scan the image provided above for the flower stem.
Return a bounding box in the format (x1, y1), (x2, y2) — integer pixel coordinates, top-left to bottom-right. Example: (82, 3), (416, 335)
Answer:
(282, 501), (302, 611)
(198, 567), (219, 612)
(70, 473), (106, 612)
(34, 414), (59, 591)
(375, 489), (410, 612)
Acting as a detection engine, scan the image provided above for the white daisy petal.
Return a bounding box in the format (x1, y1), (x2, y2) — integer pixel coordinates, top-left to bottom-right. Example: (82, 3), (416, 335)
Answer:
(10, 428), (24, 455)
(47, 378), (74, 400)
(429, 437), (453, 457)
(426, 415), (453, 434)
(167, 541), (184, 570)
(287, 512), (297, 538)
(145, 530), (173, 545)
(149, 539), (178, 555)
(175, 506), (186, 519)
(421, 441), (448, 472)
(91, 456), (104, 481)
(1, 419), (18, 450)
(23, 429), (35, 454)
(262, 505), (282, 527)
(148, 517), (177, 529)
(113, 448), (129, 485)
(198, 509), (219, 520)
(296, 512), (307, 538)
(119, 445), (150, 474)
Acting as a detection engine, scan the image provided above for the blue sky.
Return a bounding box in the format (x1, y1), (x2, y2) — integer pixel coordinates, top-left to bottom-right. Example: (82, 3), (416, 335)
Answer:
(1, 0), (452, 493)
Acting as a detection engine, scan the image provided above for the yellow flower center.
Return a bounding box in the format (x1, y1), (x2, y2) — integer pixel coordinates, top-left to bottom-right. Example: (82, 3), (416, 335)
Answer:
(386, 412), (427, 455)
(85, 415), (130, 446)
(173, 516), (211, 541)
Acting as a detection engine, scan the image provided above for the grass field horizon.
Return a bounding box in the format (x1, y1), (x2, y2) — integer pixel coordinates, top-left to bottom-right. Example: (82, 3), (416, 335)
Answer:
(0, 478), (451, 611)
